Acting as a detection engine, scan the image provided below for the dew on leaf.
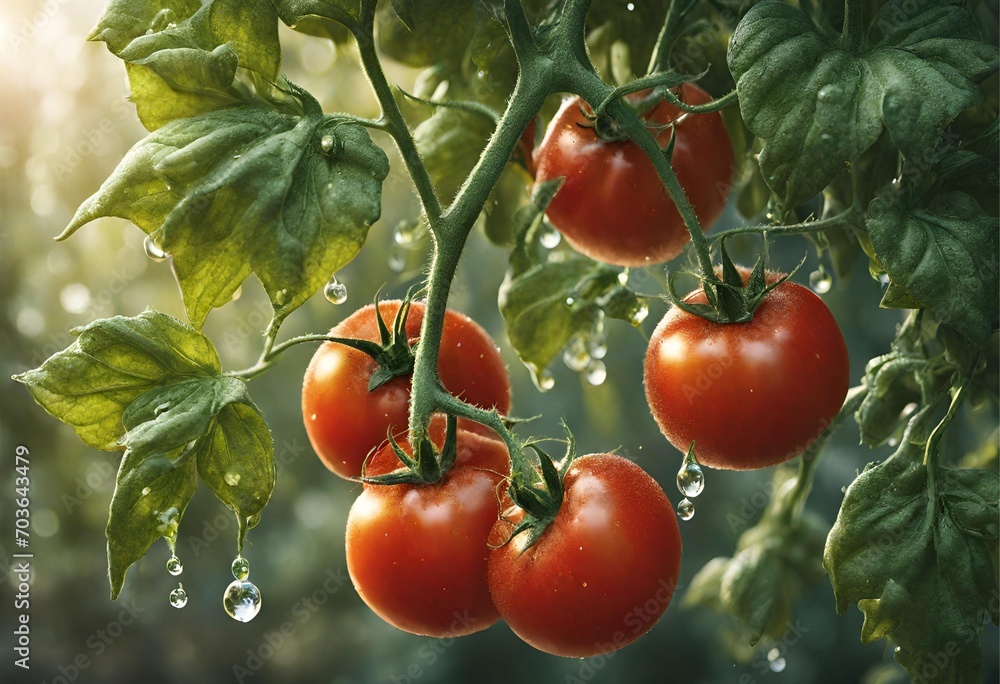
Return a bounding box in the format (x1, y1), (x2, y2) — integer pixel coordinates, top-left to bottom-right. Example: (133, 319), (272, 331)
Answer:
(324, 275), (348, 304)
(224, 579), (261, 622)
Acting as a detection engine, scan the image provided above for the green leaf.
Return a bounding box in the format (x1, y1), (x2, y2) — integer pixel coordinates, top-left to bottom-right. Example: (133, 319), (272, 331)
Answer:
(273, 0), (360, 43)
(685, 467), (828, 646)
(414, 105), (495, 204)
(729, 0), (998, 208)
(121, 376), (250, 455)
(90, 0), (281, 130)
(60, 95), (389, 328)
(825, 453), (999, 682)
(107, 447), (198, 599)
(499, 258), (599, 380)
(196, 403), (275, 551)
(376, 0), (475, 68)
(867, 191), (999, 349)
(13, 312), (220, 450)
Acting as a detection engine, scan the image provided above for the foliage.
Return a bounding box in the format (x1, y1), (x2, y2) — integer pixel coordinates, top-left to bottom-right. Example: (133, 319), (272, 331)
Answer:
(12, 0), (998, 680)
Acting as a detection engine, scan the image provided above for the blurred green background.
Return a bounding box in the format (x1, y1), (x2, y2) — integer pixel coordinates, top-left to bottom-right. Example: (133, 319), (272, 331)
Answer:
(1, 2), (996, 684)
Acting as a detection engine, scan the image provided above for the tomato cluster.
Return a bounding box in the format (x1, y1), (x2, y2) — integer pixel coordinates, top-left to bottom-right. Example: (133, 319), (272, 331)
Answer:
(302, 301), (683, 657)
(301, 85), (849, 658)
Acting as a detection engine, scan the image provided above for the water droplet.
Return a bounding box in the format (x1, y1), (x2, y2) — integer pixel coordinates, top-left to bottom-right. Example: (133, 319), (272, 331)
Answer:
(232, 556), (251, 581)
(387, 248), (407, 273)
(528, 365), (555, 392)
(230, 286), (242, 302)
(153, 402), (170, 416)
(809, 264), (832, 294)
(891, 176), (903, 191)
(141, 487), (151, 496)
(169, 584), (188, 609)
(617, 269), (630, 286)
(676, 462), (705, 498)
(677, 498), (695, 520)
(166, 555), (183, 576)
(224, 579), (261, 622)
(224, 471), (241, 486)
(584, 359), (607, 386)
(586, 316), (608, 360)
(887, 437), (899, 448)
(565, 296), (576, 307)
(323, 275), (347, 304)
(627, 299), (649, 326)
(539, 225), (561, 249)
(143, 235), (168, 262)
(320, 134), (335, 153)
(767, 647), (786, 672)
(562, 335), (591, 372)
(392, 220), (424, 247)
(275, 288), (289, 306)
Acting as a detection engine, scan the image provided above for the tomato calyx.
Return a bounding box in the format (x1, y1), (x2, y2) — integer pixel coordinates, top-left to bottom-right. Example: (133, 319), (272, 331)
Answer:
(361, 414), (460, 486)
(496, 431), (578, 553)
(667, 238), (802, 324)
(325, 292), (418, 391)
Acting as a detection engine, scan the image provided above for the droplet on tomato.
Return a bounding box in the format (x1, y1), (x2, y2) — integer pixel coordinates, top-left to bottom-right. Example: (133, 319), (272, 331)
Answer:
(324, 275), (348, 304)
(677, 498), (695, 521)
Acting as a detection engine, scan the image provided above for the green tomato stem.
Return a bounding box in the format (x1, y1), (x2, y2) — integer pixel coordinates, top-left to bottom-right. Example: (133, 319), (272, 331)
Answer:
(354, 5), (443, 229)
(711, 205), (861, 243)
(841, 0), (866, 53)
(645, 0), (691, 76)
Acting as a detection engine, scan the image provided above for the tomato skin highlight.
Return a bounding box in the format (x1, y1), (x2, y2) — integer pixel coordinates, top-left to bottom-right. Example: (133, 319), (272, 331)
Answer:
(534, 83), (733, 267)
(486, 454), (682, 657)
(346, 417), (510, 637)
(302, 301), (510, 478)
(644, 274), (850, 470)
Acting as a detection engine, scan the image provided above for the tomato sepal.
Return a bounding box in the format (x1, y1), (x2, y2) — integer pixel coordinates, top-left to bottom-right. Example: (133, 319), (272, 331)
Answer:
(666, 239), (804, 324)
(359, 414), (459, 486)
(496, 430), (578, 554)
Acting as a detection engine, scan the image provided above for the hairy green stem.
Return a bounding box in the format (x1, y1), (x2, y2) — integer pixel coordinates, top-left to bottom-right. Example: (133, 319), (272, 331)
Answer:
(354, 8), (443, 228)
(645, 0), (691, 75)
(841, 0), (865, 52)
(712, 206), (861, 242)
(231, 334), (364, 381)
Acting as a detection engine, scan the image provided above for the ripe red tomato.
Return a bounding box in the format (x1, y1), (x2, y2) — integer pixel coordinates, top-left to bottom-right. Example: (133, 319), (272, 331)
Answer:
(644, 272), (850, 470)
(533, 83), (733, 267)
(302, 301), (510, 478)
(487, 454), (682, 657)
(345, 417), (510, 637)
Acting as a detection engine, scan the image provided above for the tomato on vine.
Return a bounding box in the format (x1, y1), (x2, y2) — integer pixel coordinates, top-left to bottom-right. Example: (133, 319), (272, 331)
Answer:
(487, 453), (682, 657)
(345, 416), (510, 637)
(533, 83), (733, 267)
(644, 271), (850, 470)
(302, 300), (511, 478)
